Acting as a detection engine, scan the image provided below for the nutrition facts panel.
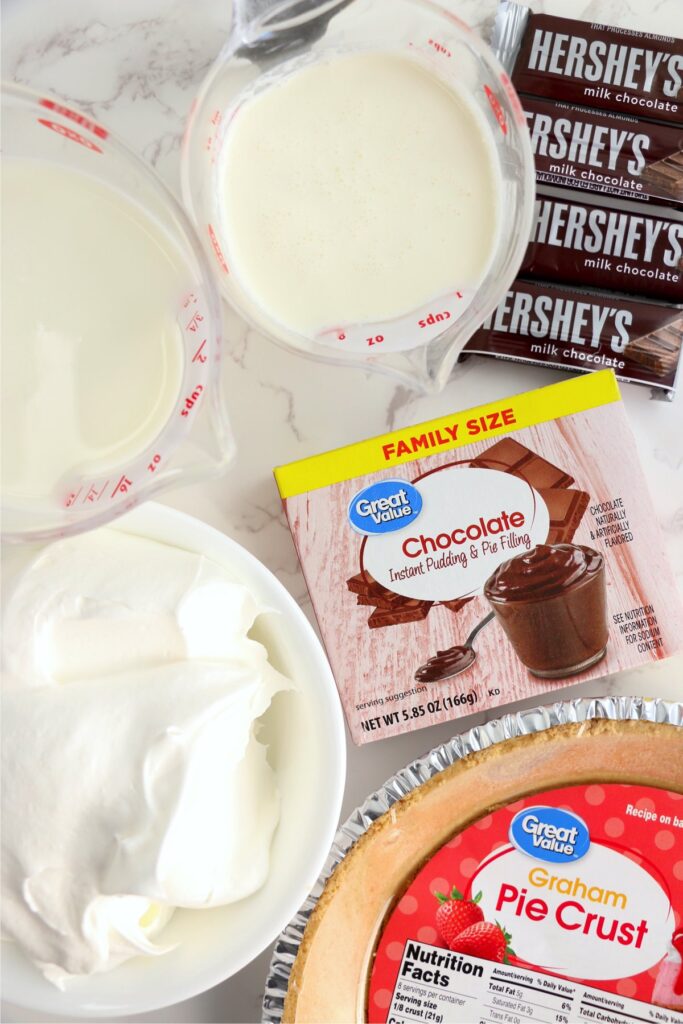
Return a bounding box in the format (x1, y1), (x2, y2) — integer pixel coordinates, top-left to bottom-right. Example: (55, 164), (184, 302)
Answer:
(387, 941), (683, 1024)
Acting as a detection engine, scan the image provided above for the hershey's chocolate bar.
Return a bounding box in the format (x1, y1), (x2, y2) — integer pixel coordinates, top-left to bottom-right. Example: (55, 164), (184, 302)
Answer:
(540, 487), (590, 543)
(463, 279), (682, 391)
(524, 95), (683, 208)
(625, 318), (682, 375)
(470, 436), (575, 489)
(493, 2), (683, 127)
(522, 195), (683, 303)
(642, 151), (683, 200)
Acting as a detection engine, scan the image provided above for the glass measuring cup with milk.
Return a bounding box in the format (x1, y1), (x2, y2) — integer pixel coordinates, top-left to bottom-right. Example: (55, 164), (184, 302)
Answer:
(182, 0), (535, 392)
(2, 85), (233, 543)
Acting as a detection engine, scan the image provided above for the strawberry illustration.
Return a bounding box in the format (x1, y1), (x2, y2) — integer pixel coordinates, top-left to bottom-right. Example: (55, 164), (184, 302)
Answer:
(448, 920), (515, 963)
(434, 887), (484, 946)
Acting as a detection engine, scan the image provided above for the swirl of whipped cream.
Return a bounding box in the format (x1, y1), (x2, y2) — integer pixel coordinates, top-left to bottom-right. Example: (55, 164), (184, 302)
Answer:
(1, 530), (293, 988)
(484, 543), (603, 603)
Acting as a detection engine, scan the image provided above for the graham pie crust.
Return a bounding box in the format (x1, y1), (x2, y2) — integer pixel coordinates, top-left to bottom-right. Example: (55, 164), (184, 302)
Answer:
(283, 719), (683, 1023)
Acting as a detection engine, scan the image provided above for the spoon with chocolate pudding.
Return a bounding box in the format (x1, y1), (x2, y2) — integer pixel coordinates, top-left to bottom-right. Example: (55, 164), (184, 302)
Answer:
(415, 611), (494, 683)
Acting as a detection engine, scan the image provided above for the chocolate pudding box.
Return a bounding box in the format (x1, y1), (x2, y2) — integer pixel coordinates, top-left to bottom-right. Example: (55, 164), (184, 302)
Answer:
(274, 372), (682, 744)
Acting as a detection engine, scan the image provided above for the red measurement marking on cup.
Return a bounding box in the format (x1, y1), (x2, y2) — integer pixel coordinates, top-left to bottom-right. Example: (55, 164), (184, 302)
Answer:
(337, 332), (346, 342)
(37, 118), (103, 152)
(418, 309), (451, 328)
(499, 71), (527, 126)
(85, 481), (110, 503)
(111, 475), (133, 498)
(180, 384), (204, 417)
(148, 454), (162, 473)
(64, 488), (83, 508)
(484, 84), (507, 135)
(40, 98), (108, 139)
(192, 339), (208, 363)
(207, 224), (229, 274)
(367, 335), (385, 347)
(428, 38), (452, 58)
(206, 109), (225, 163)
(185, 311), (204, 333)
(206, 111), (221, 152)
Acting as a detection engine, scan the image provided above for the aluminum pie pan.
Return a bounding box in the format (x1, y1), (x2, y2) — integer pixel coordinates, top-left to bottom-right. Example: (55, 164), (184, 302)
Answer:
(262, 694), (682, 1023)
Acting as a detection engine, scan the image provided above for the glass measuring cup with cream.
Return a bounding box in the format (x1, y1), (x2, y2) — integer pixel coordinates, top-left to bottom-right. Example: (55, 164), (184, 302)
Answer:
(1, 85), (234, 543)
(183, 0), (535, 391)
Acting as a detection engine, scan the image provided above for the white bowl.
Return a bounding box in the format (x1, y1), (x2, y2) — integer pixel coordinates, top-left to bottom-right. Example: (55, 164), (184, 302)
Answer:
(1, 503), (346, 1018)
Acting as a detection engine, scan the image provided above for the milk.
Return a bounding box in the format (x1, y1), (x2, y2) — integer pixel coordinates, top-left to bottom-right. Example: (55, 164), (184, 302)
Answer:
(219, 52), (501, 338)
(1, 161), (186, 502)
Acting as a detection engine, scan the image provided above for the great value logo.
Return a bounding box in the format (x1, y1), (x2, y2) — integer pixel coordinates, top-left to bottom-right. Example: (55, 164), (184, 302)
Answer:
(510, 806), (590, 864)
(474, 831), (667, 979)
(361, 467), (549, 601)
(348, 480), (423, 537)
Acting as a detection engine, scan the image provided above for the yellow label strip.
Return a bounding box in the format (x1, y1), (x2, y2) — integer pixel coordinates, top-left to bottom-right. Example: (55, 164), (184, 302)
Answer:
(274, 371), (621, 499)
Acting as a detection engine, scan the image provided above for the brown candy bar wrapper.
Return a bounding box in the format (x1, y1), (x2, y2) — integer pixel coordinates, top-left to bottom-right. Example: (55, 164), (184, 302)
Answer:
(463, 279), (682, 394)
(524, 95), (683, 210)
(540, 488), (590, 543)
(521, 194), (683, 305)
(493, 1), (683, 127)
(469, 436), (575, 489)
(643, 152), (683, 200)
(626, 322), (682, 376)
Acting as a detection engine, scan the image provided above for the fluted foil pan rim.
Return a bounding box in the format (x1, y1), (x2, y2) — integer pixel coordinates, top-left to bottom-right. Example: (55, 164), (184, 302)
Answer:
(262, 695), (682, 1023)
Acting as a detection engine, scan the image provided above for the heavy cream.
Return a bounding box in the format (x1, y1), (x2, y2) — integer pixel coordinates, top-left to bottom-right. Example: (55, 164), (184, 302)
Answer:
(219, 52), (501, 337)
(1, 161), (186, 504)
(1, 531), (292, 986)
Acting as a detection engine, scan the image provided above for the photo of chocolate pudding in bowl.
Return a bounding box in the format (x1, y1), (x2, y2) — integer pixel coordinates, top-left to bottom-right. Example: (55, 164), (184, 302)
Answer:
(484, 543), (608, 678)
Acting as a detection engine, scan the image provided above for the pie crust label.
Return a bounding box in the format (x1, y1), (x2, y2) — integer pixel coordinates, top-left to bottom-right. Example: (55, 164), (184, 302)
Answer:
(368, 783), (683, 1021)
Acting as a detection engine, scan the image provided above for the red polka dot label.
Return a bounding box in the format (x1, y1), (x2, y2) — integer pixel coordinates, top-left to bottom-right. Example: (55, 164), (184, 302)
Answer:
(367, 784), (683, 1023)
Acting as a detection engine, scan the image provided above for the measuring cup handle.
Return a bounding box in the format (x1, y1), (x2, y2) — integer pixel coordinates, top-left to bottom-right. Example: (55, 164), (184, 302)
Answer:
(232, 0), (280, 34)
(231, 0), (353, 53)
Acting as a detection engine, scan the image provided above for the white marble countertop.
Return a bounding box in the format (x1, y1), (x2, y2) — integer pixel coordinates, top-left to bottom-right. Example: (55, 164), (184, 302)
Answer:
(3, 0), (683, 1020)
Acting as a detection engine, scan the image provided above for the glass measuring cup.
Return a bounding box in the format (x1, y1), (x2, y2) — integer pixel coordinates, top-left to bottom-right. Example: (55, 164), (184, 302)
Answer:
(182, 0), (535, 393)
(2, 84), (234, 544)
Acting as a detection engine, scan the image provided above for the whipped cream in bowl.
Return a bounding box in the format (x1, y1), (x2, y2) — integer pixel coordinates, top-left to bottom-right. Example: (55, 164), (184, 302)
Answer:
(1, 504), (345, 1018)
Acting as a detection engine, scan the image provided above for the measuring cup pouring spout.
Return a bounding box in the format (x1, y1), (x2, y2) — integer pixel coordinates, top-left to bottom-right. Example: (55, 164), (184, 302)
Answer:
(183, 0), (535, 393)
